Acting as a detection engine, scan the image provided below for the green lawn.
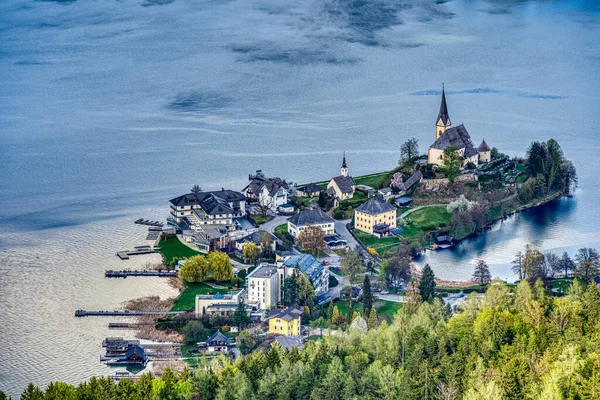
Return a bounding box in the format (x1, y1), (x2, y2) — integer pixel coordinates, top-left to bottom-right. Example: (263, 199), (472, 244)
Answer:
(158, 236), (201, 266)
(353, 229), (400, 256)
(354, 171), (393, 190)
(399, 206), (451, 241)
(339, 191), (368, 210)
(331, 299), (403, 320)
(171, 282), (231, 312)
(250, 214), (274, 226)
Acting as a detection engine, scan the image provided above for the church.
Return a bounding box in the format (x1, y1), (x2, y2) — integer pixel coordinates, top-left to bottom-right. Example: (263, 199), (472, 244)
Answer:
(427, 86), (491, 167)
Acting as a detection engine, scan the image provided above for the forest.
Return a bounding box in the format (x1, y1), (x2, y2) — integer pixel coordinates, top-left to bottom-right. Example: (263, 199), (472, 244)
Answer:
(6, 278), (600, 400)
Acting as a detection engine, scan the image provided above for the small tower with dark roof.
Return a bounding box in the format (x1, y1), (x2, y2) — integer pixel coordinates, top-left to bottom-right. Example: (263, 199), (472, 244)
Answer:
(436, 84), (452, 140)
(341, 151), (348, 177)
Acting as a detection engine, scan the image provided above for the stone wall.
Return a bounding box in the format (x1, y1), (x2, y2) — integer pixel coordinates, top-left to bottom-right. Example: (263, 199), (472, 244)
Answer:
(422, 173), (477, 190)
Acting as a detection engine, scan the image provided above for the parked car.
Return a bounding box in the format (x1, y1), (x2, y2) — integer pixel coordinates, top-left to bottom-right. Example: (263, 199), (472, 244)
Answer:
(381, 291), (389, 295)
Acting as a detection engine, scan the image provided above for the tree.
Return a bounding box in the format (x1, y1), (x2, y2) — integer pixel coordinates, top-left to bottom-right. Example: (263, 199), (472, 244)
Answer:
(440, 146), (462, 182)
(311, 316), (328, 337)
(362, 275), (373, 317)
(233, 301), (251, 330)
(523, 246), (548, 285)
(283, 271), (299, 306)
(242, 242), (259, 265)
(382, 245), (412, 292)
(405, 280), (422, 313)
(341, 248), (364, 285)
(419, 264), (436, 303)
(545, 252), (561, 279)
(261, 232), (272, 256)
(512, 251), (524, 281)
(237, 330), (256, 355)
(390, 172), (404, 193)
(367, 306), (378, 329)
(20, 384), (44, 400)
(208, 251), (233, 282)
(400, 137), (419, 165)
(331, 305), (345, 326)
(296, 225), (325, 256)
(574, 248), (600, 281)
(191, 184), (202, 194)
(182, 320), (206, 342)
(179, 255), (209, 283)
(318, 190), (327, 208)
(472, 259), (492, 285)
(257, 194), (274, 216)
(559, 252), (575, 278)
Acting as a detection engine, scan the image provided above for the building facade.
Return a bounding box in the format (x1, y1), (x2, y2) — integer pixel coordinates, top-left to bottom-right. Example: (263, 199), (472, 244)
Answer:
(277, 254), (330, 296)
(287, 208), (335, 238)
(327, 152), (355, 203)
(169, 190), (246, 227)
(354, 196), (397, 236)
(243, 171), (289, 212)
(246, 263), (280, 310)
(268, 307), (302, 336)
(195, 290), (245, 318)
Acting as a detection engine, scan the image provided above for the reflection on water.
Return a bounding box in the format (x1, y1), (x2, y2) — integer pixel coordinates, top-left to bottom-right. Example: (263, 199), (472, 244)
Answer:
(1, 0), (600, 397)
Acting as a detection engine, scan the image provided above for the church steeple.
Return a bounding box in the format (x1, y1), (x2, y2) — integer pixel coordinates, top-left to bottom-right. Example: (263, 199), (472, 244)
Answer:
(436, 83), (452, 140)
(341, 151), (348, 177)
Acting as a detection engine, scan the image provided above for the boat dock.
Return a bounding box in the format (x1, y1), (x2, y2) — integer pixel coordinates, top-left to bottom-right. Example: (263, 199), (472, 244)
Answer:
(135, 219), (163, 227)
(108, 322), (157, 329)
(105, 269), (177, 278)
(75, 310), (184, 317)
(116, 249), (157, 260)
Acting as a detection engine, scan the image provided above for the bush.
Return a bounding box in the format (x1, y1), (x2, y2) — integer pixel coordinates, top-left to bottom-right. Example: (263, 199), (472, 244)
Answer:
(466, 162), (476, 170)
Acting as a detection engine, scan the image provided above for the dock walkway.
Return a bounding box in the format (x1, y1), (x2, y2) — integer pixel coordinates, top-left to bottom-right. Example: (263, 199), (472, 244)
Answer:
(105, 269), (177, 278)
(75, 310), (184, 317)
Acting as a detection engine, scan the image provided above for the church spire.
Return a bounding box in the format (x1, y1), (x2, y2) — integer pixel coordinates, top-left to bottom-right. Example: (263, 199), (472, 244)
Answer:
(437, 83), (450, 125)
(435, 83), (451, 140)
(341, 151), (348, 177)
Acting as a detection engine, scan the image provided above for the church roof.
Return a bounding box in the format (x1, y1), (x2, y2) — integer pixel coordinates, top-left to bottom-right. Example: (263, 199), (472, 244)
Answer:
(330, 175), (355, 194)
(437, 86), (450, 125)
(430, 125), (478, 157)
(478, 140), (491, 152)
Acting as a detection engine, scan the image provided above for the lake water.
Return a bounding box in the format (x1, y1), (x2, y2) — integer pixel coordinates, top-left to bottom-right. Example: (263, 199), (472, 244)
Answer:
(1, 0), (600, 396)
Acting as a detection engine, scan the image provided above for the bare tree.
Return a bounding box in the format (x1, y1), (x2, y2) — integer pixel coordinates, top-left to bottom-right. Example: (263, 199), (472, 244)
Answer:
(511, 251), (524, 281)
(436, 382), (459, 400)
(472, 259), (492, 285)
(256, 195), (274, 216)
(400, 137), (419, 164)
(297, 225), (325, 257)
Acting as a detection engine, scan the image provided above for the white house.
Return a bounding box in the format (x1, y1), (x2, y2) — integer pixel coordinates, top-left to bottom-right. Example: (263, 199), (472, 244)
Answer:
(243, 171), (289, 212)
(287, 208), (335, 238)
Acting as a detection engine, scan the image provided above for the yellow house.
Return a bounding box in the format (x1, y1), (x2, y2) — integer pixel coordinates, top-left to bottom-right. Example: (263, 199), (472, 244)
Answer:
(267, 307), (302, 336)
(354, 196), (397, 237)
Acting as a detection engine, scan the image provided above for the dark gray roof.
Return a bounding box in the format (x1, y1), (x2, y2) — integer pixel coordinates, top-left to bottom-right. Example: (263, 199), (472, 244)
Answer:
(268, 307), (303, 322)
(288, 208), (334, 226)
(125, 345), (145, 360)
(355, 196), (395, 215)
(244, 176), (288, 197)
(206, 330), (231, 346)
(297, 183), (324, 194)
(236, 230), (277, 245)
(478, 140), (491, 152)
(169, 190), (245, 207)
(330, 175), (355, 194)
(437, 86), (450, 125)
(404, 171), (423, 191)
(201, 194), (234, 215)
(274, 335), (305, 350)
(430, 125), (478, 157)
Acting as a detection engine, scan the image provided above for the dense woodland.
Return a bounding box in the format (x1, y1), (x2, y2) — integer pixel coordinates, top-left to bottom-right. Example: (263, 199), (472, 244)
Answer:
(6, 278), (600, 400)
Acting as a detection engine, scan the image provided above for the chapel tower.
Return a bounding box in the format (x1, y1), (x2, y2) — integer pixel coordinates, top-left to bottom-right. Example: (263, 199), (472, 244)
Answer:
(436, 84), (452, 140)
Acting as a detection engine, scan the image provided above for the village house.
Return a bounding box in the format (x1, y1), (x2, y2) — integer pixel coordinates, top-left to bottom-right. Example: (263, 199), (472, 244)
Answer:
(169, 189), (246, 228)
(267, 307), (302, 336)
(354, 196), (397, 237)
(204, 330), (232, 354)
(195, 290), (250, 318)
(427, 86), (491, 167)
(327, 152), (355, 206)
(234, 230), (277, 254)
(273, 335), (305, 351)
(287, 208), (335, 238)
(243, 171), (289, 212)
(295, 183), (324, 198)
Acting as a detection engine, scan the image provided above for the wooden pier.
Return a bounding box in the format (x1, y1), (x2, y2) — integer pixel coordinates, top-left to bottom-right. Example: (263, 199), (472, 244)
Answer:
(108, 322), (156, 329)
(135, 218), (163, 227)
(105, 269), (177, 278)
(116, 248), (157, 260)
(75, 310), (184, 318)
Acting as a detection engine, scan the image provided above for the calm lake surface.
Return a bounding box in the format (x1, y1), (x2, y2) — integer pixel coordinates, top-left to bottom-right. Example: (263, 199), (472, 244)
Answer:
(1, 0), (600, 396)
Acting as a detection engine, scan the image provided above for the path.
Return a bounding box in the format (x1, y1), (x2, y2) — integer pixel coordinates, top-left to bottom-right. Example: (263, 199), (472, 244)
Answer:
(259, 215), (289, 234)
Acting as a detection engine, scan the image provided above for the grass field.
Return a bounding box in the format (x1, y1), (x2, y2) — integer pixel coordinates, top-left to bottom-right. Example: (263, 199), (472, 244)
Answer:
(332, 299), (403, 320)
(171, 282), (230, 312)
(399, 206), (451, 241)
(354, 171), (393, 189)
(353, 229), (400, 256)
(250, 214), (274, 226)
(158, 236), (201, 266)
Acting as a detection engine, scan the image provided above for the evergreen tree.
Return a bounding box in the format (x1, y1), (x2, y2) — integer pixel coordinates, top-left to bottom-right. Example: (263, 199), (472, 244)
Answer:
(283, 271), (299, 306)
(419, 264), (436, 303)
(20, 384), (44, 400)
(327, 300), (334, 320)
(233, 301), (251, 329)
(472, 259), (492, 285)
(318, 190), (327, 208)
(362, 275), (373, 317)
(367, 306), (378, 329)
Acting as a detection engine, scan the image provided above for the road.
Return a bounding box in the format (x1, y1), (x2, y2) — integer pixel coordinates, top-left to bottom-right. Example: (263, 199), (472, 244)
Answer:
(334, 219), (360, 250)
(260, 215), (289, 234)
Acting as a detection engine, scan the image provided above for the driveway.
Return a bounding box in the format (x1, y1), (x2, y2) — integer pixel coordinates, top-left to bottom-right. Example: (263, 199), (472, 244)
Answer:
(375, 293), (405, 303)
(334, 219), (360, 250)
(260, 215), (289, 234)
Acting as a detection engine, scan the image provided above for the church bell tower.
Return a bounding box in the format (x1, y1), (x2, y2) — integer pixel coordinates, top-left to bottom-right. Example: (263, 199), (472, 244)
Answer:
(341, 151), (348, 177)
(436, 84), (451, 140)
